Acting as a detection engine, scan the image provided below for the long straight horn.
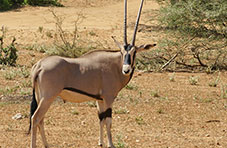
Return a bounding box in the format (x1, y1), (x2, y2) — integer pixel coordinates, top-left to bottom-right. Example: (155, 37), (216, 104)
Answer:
(124, 0), (128, 46)
(131, 0), (144, 46)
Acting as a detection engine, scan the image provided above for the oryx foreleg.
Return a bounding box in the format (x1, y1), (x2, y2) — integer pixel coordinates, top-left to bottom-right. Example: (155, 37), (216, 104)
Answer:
(97, 101), (105, 147)
(97, 101), (115, 148)
(106, 116), (114, 148)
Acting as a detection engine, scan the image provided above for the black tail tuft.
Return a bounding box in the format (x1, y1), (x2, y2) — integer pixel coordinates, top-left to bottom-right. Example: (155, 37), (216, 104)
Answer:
(27, 89), (38, 135)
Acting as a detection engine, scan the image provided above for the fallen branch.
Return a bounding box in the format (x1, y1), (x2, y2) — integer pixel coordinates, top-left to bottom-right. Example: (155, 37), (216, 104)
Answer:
(206, 120), (220, 123)
(161, 53), (178, 70)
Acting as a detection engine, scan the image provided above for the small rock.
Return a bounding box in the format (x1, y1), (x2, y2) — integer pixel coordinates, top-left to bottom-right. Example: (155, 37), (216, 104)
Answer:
(12, 113), (23, 120)
(81, 121), (86, 125)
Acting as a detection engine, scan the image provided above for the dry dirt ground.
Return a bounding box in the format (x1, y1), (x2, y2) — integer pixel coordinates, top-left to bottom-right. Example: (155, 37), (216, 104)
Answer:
(0, 0), (227, 148)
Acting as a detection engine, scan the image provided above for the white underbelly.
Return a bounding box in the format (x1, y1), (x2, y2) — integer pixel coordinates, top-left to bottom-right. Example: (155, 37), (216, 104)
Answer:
(59, 90), (97, 103)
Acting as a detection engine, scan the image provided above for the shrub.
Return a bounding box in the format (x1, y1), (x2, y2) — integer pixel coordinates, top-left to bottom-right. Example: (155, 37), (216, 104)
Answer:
(27, 0), (63, 6)
(0, 0), (11, 10)
(0, 27), (18, 66)
(0, 37), (17, 66)
(44, 10), (90, 58)
(0, 0), (62, 11)
(0, 0), (25, 11)
(159, 0), (227, 38)
(145, 0), (227, 72)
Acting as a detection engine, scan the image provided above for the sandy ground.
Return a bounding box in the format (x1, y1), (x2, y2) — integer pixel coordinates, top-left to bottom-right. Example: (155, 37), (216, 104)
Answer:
(0, 0), (226, 148)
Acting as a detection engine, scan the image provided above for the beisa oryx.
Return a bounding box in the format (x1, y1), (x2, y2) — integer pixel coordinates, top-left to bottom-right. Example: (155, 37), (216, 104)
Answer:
(28, 0), (156, 147)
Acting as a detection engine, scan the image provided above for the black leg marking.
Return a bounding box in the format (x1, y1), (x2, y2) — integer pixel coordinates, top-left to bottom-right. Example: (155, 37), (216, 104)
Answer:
(98, 108), (112, 121)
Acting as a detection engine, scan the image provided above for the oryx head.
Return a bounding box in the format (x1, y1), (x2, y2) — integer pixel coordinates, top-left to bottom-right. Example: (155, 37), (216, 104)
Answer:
(113, 0), (156, 75)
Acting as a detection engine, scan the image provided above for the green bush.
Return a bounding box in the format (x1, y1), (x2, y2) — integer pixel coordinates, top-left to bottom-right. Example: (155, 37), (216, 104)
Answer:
(0, 0), (10, 11)
(146, 0), (227, 71)
(0, 37), (18, 66)
(0, 0), (62, 11)
(0, 0), (25, 11)
(27, 0), (62, 6)
(159, 0), (227, 38)
(0, 27), (18, 66)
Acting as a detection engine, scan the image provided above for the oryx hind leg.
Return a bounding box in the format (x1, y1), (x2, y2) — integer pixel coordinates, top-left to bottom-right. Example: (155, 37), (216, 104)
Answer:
(31, 96), (55, 148)
(38, 118), (48, 148)
(36, 86), (49, 148)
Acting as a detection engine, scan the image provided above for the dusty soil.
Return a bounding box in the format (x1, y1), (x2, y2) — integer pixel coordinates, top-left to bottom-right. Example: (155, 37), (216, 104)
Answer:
(0, 0), (226, 148)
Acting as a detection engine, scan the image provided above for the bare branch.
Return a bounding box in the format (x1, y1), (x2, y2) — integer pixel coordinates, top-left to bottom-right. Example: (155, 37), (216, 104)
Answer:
(193, 52), (207, 67)
(161, 53), (178, 70)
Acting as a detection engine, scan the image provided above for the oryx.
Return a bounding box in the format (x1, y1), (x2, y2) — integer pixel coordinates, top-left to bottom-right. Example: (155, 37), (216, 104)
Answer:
(28, 0), (156, 147)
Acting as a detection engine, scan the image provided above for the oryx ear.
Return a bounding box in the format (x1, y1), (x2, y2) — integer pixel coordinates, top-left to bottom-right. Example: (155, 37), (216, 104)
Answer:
(136, 44), (156, 52)
(111, 36), (124, 51)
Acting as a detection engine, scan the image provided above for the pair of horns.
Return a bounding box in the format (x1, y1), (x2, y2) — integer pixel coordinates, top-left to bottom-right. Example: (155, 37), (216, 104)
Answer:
(124, 0), (144, 46)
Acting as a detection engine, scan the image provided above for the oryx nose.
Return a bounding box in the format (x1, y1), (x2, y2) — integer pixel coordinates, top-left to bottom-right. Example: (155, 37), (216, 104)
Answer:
(124, 69), (130, 74)
(122, 64), (131, 75)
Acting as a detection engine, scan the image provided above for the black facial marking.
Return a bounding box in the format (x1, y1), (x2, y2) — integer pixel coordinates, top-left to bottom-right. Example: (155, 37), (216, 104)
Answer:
(124, 53), (131, 65)
(98, 108), (112, 121)
(124, 44), (133, 51)
(64, 87), (103, 101)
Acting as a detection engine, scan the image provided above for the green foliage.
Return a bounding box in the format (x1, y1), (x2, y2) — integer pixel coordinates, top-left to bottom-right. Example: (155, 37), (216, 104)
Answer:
(0, 0), (25, 11)
(0, 0), (11, 10)
(147, 0), (227, 72)
(208, 73), (220, 87)
(27, 0), (63, 6)
(220, 84), (227, 99)
(0, 28), (18, 66)
(151, 90), (160, 98)
(169, 72), (175, 82)
(71, 110), (79, 115)
(159, 0), (227, 38)
(157, 108), (164, 114)
(114, 107), (129, 114)
(125, 83), (138, 90)
(135, 116), (145, 125)
(189, 76), (199, 85)
(0, 0), (62, 11)
(115, 134), (127, 148)
(0, 86), (19, 95)
(3, 66), (30, 80)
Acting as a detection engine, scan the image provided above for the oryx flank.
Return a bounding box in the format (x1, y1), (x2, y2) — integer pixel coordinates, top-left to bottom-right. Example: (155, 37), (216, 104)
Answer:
(28, 0), (156, 147)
